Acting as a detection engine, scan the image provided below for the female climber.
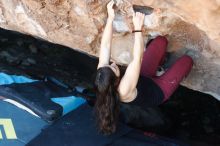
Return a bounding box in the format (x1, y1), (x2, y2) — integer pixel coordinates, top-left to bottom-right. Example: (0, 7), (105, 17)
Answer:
(94, 0), (193, 135)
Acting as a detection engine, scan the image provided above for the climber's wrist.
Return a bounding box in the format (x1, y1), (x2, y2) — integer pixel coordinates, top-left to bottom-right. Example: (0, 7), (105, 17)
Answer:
(132, 30), (143, 33)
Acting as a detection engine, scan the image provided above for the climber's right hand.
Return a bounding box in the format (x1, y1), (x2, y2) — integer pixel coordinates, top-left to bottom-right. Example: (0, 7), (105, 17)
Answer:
(107, 0), (115, 21)
(132, 12), (145, 30)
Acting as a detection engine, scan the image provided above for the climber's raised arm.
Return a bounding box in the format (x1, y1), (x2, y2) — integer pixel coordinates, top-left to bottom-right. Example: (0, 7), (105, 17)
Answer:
(118, 12), (145, 101)
(97, 0), (115, 69)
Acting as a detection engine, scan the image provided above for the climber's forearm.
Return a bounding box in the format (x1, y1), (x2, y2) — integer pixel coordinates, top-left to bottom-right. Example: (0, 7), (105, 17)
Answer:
(133, 32), (144, 63)
(98, 19), (113, 68)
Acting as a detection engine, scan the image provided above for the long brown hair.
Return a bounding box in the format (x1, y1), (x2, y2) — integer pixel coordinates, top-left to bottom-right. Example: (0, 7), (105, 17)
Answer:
(94, 67), (120, 135)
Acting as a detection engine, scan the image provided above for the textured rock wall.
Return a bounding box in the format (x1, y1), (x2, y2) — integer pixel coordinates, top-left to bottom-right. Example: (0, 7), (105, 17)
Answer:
(0, 0), (220, 100)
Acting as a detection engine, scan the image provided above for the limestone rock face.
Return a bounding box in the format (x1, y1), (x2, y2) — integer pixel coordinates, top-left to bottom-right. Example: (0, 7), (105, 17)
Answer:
(0, 0), (220, 100)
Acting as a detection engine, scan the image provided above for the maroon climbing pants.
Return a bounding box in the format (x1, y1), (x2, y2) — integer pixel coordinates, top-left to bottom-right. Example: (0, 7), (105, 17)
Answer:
(140, 36), (193, 102)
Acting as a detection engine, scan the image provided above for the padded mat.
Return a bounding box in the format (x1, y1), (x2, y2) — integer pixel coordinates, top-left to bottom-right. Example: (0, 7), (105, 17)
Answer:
(27, 104), (187, 146)
(0, 72), (86, 121)
(111, 130), (187, 146)
(0, 101), (48, 146)
(27, 104), (132, 146)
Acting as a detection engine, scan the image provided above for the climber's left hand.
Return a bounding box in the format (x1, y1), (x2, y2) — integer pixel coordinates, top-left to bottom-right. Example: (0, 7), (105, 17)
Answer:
(107, 0), (115, 21)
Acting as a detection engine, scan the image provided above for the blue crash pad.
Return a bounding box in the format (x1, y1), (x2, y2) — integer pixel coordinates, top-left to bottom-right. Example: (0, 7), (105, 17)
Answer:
(0, 101), (48, 146)
(0, 72), (86, 121)
(0, 72), (37, 85)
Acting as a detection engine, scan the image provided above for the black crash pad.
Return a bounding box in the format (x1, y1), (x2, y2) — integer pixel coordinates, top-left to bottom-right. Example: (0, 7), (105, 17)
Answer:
(27, 104), (132, 146)
(27, 104), (187, 146)
(0, 80), (74, 121)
